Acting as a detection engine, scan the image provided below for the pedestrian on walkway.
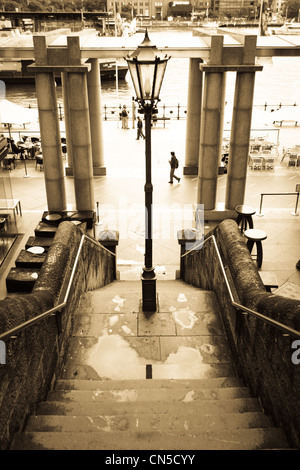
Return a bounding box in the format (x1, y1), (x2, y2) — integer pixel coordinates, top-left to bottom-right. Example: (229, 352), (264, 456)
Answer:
(136, 116), (145, 140)
(120, 105), (129, 129)
(169, 151), (180, 184)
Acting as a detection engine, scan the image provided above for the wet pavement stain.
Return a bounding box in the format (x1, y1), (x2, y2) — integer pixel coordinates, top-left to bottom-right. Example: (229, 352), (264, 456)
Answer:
(77, 284), (230, 380)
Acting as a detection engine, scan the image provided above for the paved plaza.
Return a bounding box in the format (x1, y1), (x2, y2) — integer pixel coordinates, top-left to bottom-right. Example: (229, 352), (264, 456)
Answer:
(0, 118), (299, 300)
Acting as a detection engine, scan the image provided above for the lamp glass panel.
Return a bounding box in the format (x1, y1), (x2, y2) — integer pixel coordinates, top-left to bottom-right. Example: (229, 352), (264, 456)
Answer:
(127, 62), (142, 100)
(153, 61), (168, 100)
(137, 63), (155, 101)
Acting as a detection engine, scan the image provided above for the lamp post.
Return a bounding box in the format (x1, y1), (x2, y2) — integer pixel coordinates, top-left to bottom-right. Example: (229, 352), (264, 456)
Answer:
(125, 30), (170, 312)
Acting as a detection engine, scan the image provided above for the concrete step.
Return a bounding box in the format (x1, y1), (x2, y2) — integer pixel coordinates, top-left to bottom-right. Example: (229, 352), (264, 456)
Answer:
(34, 221), (57, 238)
(36, 397), (262, 416)
(15, 249), (46, 269)
(25, 236), (53, 251)
(25, 410), (273, 433)
(60, 362), (238, 381)
(6, 267), (40, 293)
(46, 386), (252, 403)
(11, 427), (289, 450)
(55, 377), (244, 390)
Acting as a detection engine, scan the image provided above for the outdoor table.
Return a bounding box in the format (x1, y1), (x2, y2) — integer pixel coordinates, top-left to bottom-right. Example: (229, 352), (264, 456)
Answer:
(0, 199), (22, 224)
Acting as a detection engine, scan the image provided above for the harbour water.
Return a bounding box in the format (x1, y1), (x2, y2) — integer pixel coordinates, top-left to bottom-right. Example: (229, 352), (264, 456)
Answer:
(2, 28), (300, 121)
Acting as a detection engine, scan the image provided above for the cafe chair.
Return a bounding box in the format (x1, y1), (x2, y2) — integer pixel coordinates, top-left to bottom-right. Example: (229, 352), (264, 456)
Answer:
(2, 157), (14, 170)
(251, 156), (263, 170)
(265, 156), (275, 170)
(288, 154), (297, 167)
(0, 217), (7, 246)
(35, 155), (43, 171)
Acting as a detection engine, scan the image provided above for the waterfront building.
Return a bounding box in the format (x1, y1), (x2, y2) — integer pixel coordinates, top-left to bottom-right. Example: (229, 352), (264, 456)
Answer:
(0, 27), (300, 451)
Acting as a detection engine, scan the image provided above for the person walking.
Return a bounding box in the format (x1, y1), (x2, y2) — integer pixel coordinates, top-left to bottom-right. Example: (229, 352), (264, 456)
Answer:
(120, 105), (129, 129)
(169, 151), (180, 184)
(136, 116), (145, 140)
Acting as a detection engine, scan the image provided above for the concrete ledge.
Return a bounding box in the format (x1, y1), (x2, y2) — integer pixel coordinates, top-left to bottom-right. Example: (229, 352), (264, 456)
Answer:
(183, 166), (198, 175)
(203, 209), (237, 221)
(65, 166), (107, 176)
(194, 204), (237, 222)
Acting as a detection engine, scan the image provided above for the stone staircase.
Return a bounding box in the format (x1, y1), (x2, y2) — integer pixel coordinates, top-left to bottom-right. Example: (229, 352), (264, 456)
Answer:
(11, 280), (290, 450)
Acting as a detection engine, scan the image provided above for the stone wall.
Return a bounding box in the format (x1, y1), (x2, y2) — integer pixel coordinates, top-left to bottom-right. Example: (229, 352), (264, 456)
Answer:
(0, 221), (115, 449)
(183, 219), (300, 448)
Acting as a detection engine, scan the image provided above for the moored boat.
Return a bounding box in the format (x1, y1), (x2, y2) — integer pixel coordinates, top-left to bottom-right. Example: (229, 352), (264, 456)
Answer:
(0, 59), (128, 84)
(271, 21), (300, 35)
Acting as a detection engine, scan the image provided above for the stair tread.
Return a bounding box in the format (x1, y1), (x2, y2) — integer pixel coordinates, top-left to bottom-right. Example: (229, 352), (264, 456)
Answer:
(55, 377), (244, 390)
(11, 279), (289, 450)
(46, 386), (252, 403)
(37, 397), (262, 416)
(11, 428), (289, 450)
(26, 411), (273, 433)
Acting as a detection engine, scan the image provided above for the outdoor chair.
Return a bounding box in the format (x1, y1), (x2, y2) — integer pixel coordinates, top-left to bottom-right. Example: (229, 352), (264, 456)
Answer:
(251, 156), (263, 170)
(35, 155), (43, 171)
(288, 154), (297, 166)
(265, 157), (275, 170)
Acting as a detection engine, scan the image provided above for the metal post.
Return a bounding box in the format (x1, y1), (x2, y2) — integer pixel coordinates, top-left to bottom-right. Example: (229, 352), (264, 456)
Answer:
(257, 194), (264, 216)
(141, 106), (156, 312)
(292, 192), (299, 216)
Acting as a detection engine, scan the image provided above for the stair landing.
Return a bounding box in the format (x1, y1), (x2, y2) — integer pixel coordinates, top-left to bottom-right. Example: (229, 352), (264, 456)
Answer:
(64, 280), (233, 381)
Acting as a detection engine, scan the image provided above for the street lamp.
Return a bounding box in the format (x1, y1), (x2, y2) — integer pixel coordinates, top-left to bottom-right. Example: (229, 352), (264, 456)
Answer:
(125, 30), (170, 312)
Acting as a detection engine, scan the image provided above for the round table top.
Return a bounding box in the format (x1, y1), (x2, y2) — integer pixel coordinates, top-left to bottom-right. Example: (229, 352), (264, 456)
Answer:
(235, 205), (256, 215)
(45, 213), (62, 221)
(27, 246), (45, 254)
(244, 229), (267, 241)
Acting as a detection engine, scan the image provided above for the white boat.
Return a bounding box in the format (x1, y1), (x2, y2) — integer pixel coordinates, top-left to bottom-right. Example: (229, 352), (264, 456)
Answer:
(271, 20), (300, 35)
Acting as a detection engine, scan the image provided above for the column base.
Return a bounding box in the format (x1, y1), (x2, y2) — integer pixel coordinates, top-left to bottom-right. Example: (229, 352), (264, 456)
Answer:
(65, 166), (107, 176)
(194, 202), (237, 222)
(183, 166), (198, 175)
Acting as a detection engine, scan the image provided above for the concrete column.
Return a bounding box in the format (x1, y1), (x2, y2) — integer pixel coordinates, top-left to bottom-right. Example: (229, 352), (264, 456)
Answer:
(35, 72), (67, 211)
(87, 58), (106, 175)
(61, 72), (73, 173)
(184, 58), (203, 175)
(68, 71), (95, 212)
(225, 71), (256, 210)
(197, 71), (226, 210)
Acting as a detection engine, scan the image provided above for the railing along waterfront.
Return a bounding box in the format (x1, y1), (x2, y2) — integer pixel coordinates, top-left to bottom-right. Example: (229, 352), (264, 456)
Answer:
(27, 101), (299, 122)
(182, 234), (300, 339)
(0, 233), (116, 342)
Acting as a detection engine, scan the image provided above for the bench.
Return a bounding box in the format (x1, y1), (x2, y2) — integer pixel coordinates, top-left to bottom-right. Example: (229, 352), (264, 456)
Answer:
(273, 120), (298, 127)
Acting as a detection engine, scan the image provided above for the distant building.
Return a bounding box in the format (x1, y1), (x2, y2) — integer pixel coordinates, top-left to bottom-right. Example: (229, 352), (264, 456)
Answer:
(106, 0), (193, 20)
(211, 0), (258, 17)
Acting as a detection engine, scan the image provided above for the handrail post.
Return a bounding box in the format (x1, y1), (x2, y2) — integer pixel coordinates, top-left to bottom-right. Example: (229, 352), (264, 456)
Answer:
(257, 193), (264, 216)
(292, 191), (299, 216)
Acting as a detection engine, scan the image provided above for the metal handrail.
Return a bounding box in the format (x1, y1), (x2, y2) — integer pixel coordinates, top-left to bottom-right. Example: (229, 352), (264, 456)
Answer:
(182, 234), (300, 339)
(257, 191), (299, 216)
(0, 233), (115, 342)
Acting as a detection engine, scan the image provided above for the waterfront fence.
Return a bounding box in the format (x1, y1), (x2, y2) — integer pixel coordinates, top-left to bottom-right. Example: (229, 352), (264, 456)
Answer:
(57, 101), (299, 123)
